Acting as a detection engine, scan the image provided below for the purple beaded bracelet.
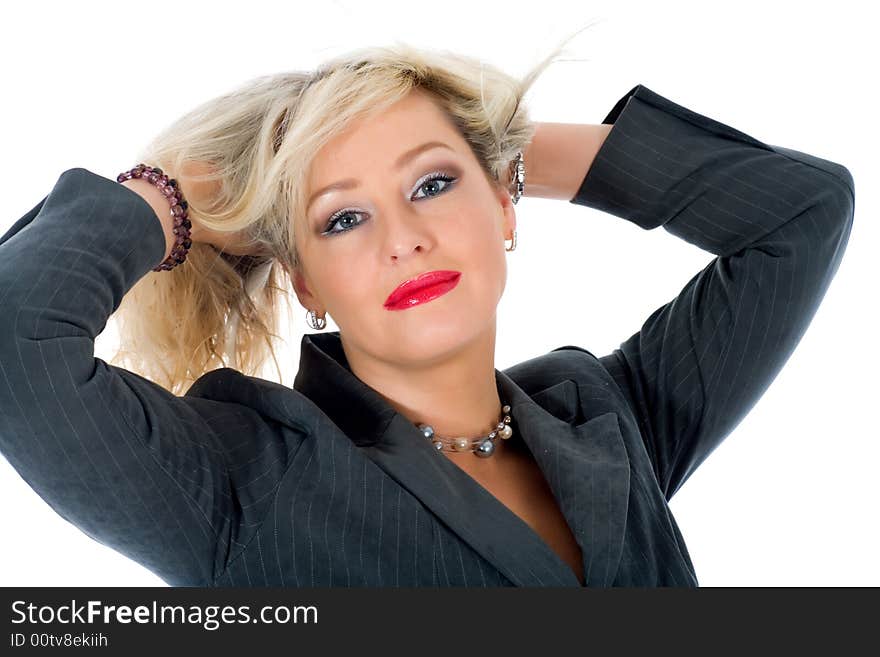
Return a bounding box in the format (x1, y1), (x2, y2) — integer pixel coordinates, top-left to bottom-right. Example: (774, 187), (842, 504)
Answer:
(116, 163), (192, 271)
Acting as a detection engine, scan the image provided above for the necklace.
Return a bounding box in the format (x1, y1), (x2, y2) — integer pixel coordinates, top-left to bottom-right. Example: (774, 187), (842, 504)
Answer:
(417, 404), (513, 458)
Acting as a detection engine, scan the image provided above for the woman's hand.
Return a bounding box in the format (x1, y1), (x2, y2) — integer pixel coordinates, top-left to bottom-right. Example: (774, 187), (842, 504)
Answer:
(190, 220), (269, 257)
(175, 161), (271, 257)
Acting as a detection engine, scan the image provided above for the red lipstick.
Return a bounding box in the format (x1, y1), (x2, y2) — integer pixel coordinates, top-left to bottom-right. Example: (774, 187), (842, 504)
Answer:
(384, 270), (461, 310)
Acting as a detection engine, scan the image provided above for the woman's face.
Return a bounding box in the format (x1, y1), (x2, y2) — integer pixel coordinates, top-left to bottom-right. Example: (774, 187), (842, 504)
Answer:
(291, 87), (517, 367)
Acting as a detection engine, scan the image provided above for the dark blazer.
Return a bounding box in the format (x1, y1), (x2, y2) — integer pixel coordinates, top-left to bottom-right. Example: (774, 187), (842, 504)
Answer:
(0, 84), (854, 587)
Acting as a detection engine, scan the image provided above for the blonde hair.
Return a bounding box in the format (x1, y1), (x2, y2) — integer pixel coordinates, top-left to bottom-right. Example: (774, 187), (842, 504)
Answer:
(111, 25), (596, 395)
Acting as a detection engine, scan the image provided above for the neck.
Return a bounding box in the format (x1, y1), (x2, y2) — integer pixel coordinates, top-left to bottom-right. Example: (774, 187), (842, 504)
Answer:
(340, 320), (510, 461)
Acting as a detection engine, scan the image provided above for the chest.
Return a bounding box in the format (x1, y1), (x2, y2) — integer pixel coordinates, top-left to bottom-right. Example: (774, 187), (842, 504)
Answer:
(464, 452), (586, 586)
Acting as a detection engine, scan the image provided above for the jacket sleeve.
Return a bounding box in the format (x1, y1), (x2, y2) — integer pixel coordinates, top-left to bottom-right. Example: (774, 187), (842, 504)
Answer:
(0, 168), (291, 586)
(560, 84), (855, 501)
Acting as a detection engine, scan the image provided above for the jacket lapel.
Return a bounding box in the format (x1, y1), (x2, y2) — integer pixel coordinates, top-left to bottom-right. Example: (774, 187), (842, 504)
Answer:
(511, 381), (631, 587)
(292, 332), (630, 587)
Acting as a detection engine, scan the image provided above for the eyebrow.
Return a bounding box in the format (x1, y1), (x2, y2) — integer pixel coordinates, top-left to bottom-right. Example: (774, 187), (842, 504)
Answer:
(306, 141), (455, 213)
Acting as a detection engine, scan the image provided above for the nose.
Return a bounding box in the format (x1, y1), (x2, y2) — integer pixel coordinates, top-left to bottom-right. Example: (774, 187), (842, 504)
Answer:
(379, 201), (435, 261)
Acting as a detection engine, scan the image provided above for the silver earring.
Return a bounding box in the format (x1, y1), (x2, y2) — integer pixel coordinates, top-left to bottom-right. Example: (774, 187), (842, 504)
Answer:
(505, 230), (517, 252)
(306, 309), (327, 330)
(508, 151), (525, 205)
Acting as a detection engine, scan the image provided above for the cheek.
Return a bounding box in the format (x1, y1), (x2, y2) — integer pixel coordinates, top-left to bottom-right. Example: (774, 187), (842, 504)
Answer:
(453, 206), (505, 259)
(452, 199), (499, 237)
(323, 254), (376, 307)
(454, 216), (507, 292)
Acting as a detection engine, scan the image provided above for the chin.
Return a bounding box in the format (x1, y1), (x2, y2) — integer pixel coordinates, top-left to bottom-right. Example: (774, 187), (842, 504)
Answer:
(390, 312), (492, 364)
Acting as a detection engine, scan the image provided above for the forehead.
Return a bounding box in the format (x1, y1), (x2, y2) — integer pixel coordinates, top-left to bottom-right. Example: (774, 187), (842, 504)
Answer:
(308, 89), (462, 176)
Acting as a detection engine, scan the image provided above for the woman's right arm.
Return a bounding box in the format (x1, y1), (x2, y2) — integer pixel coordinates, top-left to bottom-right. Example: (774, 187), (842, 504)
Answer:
(122, 166), (270, 258)
(119, 176), (178, 263)
(0, 168), (296, 586)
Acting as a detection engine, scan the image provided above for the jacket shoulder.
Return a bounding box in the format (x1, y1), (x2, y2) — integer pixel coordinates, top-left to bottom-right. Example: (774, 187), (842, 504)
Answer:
(504, 346), (628, 423)
(185, 367), (314, 436)
(504, 345), (606, 391)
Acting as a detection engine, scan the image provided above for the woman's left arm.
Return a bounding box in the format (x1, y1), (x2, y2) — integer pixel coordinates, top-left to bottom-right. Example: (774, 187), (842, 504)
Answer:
(521, 122), (613, 200)
(534, 84), (855, 501)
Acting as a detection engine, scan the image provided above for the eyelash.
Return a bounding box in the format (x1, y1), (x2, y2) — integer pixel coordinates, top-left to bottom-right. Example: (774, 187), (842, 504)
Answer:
(321, 170), (459, 237)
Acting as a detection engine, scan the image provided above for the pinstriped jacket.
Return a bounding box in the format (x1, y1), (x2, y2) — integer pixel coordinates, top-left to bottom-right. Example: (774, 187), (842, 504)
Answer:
(0, 84), (854, 587)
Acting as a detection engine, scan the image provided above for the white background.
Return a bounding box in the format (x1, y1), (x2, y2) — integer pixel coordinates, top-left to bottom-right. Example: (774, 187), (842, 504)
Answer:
(0, 0), (876, 586)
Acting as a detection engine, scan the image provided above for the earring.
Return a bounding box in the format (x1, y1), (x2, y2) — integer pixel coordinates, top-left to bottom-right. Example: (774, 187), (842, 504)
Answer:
(306, 309), (327, 330)
(504, 230), (517, 252)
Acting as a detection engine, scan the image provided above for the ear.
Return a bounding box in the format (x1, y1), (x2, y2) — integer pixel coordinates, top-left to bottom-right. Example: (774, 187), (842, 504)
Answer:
(289, 263), (324, 314)
(492, 179), (517, 243)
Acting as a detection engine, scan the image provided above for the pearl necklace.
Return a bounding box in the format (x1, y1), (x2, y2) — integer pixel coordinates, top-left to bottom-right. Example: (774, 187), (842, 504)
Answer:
(417, 404), (513, 458)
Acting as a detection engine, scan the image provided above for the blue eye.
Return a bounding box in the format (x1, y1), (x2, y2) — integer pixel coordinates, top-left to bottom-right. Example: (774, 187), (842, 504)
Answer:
(321, 171), (458, 237)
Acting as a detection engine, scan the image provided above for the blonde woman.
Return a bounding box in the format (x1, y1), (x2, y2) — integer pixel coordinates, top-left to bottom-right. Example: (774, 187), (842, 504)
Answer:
(0, 39), (854, 587)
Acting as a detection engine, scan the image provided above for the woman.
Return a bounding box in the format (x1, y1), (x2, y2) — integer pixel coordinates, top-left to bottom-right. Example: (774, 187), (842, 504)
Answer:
(0, 41), (854, 587)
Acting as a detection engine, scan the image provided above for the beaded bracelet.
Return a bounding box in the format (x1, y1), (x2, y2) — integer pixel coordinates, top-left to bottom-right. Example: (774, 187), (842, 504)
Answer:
(116, 163), (192, 271)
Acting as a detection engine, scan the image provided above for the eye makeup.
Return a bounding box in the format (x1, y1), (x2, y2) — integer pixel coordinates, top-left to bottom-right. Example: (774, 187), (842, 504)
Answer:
(316, 165), (461, 237)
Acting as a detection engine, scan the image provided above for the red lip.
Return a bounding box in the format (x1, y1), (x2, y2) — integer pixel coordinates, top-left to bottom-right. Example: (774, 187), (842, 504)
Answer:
(384, 270), (461, 310)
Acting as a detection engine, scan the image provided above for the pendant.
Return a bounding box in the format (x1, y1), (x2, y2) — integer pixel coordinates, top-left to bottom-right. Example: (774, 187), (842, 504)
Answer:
(474, 437), (496, 458)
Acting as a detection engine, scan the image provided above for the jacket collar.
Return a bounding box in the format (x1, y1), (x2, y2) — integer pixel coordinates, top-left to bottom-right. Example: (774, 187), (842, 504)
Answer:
(293, 330), (516, 447)
(292, 331), (630, 587)
(293, 330), (397, 447)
